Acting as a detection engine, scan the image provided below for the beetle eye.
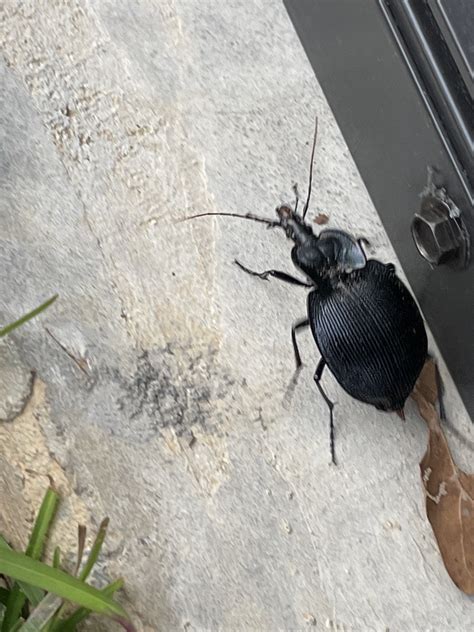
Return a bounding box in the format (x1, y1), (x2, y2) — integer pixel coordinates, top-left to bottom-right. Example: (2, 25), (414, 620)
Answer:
(276, 205), (293, 220)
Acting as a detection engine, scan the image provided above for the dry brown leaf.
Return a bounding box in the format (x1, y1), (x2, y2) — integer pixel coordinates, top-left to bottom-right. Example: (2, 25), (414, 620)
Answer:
(314, 212), (329, 225)
(412, 359), (474, 594)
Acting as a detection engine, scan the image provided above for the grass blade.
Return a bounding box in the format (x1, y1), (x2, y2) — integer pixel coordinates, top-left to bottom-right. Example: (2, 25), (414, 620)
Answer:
(56, 579), (123, 632)
(46, 518), (111, 632)
(52, 550), (61, 572)
(0, 296), (58, 339)
(18, 594), (62, 632)
(78, 519), (108, 582)
(0, 542), (43, 607)
(44, 516), (103, 632)
(0, 541), (44, 632)
(25, 488), (60, 561)
(73, 528), (86, 578)
(0, 589), (9, 607)
(2, 488), (59, 631)
(0, 549), (132, 626)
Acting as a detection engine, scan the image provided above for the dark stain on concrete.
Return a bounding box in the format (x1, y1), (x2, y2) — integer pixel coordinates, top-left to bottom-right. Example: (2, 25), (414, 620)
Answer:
(114, 344), (234, 439)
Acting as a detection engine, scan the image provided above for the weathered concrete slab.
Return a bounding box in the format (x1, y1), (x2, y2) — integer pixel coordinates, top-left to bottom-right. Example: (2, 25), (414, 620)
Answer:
(1, 1), (473, 630)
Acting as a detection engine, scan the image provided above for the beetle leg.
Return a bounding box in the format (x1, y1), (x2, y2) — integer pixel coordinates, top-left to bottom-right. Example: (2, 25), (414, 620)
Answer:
(313, 359), (337, 465)
(291, 318), (309, 369)
(234, 260), (312, 287)
(283, 318), (310, 406)
(293, 182), (300, 214)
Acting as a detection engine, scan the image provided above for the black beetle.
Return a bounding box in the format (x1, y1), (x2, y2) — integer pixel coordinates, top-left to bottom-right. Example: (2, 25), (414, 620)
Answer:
(183, 119), (428, 464)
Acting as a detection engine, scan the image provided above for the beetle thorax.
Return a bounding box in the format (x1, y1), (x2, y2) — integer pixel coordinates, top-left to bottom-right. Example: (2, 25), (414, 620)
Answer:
(291, 229), (368, 285)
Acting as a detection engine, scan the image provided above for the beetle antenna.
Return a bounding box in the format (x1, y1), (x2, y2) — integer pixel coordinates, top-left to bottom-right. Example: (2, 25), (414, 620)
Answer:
(292, 183), (300, 214)
(178, 211), (279, 228)
(301, 117), (318, 221)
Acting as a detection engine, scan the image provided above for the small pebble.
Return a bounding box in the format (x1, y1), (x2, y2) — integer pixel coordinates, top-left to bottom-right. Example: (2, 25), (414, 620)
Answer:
(303, 612), (317, 626)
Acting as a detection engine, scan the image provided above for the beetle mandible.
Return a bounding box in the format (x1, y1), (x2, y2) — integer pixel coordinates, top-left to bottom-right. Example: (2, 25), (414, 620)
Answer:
(183, 119), (428, 464)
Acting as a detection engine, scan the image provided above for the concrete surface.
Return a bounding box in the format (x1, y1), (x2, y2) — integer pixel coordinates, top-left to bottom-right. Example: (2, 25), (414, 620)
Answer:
(1, 1), (473, 630)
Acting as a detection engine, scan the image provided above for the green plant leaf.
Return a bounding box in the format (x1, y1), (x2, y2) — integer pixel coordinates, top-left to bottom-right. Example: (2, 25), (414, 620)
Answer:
(0, 296), (58, 339)
(78, 519), (108, 583)
(0, 589), (9, 607)
(52, 550), (61, 571)
(47, 517), (109, 632)
(55, 579), (123, 632)
(18, 593), (62, 632)
(0, 537), (44, 615)
(0, 549), (133, 628)
(2, 488), (59, 631)
(26, 488), (60, 561)
(73, 527), (86, 578)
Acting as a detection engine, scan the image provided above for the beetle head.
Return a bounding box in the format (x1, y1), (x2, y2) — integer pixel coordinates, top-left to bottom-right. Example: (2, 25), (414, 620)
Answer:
(276, 204), (315, 245)
(273, 202), (366, 278)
